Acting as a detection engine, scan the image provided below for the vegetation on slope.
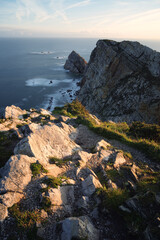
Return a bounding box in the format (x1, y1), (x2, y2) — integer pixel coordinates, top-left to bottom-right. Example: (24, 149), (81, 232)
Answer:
(52, 100), (160, 162)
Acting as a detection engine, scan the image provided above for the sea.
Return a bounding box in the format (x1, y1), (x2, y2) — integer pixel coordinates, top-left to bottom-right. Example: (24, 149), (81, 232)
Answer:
(0, 38), (160, 116)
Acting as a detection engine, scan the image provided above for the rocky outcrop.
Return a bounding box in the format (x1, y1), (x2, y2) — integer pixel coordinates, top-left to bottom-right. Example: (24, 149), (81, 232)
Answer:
(55, 216), (99, 240)
(78, 40), (160, 124)
(5, 105), (27, 119)
(0, 105), (159, 240)
(64, 51), (87, 74)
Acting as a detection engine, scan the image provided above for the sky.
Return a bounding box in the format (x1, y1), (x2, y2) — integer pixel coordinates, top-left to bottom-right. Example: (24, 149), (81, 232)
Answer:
(0, 0), (160, 39)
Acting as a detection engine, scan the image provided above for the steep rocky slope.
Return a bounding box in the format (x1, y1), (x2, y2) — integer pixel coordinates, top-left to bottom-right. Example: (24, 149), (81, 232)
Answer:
(78, 40), (160, 124)
(0, 105), (159, 240)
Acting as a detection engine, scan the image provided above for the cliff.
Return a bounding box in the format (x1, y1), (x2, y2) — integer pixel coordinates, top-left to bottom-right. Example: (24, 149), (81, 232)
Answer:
(78, 40), (160, 124)
(0, 104), (160, 240)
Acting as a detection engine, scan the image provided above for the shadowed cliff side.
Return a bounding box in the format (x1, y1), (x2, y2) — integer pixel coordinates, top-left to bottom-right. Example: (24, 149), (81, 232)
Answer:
(78, 40), (160, 124)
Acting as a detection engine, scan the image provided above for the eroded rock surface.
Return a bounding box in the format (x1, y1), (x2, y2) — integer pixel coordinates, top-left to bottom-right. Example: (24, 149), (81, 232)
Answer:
(78, 40), (160, 123)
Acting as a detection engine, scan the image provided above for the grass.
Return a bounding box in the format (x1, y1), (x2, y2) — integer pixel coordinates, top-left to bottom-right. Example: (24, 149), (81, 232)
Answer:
(137, 171), (160, 193)
(8, 203), (43, 240)
(96, 187), (129, 210)
(49, 156), (70, 167)
(30, 163), (48, 177)
(41, 196), (52, 211)
(16, 123), (27, 128)
(42, 176), (63, 191)
(9, 203), (41, 229)
(52, 100), (160, 163)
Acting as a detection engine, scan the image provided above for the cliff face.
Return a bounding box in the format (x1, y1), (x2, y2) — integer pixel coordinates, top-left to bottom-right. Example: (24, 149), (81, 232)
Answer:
(78, 40), (160, 124)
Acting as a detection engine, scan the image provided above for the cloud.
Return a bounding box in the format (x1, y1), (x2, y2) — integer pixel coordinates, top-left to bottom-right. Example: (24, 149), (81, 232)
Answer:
(66, 0), (91, 10)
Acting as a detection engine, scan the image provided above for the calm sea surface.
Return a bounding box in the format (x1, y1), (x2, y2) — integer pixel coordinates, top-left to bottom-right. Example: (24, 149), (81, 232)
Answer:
(0, 38), (159, 116)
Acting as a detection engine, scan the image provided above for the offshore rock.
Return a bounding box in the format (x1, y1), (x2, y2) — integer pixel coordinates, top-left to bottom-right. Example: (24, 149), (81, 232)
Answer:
(78, 40), (160, 124)
(64, 51), (87, 74)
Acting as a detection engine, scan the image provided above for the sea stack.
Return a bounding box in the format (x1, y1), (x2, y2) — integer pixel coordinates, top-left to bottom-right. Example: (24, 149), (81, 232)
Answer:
(64, 50), (87, 74)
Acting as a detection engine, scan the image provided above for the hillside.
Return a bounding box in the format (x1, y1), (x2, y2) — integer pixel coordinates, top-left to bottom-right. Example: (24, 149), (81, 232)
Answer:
(0, 103), (159, 240)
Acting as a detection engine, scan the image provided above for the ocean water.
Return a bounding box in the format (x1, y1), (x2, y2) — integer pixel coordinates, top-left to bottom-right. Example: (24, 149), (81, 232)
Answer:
(0, 38), (160, 116)
(0, 38), (98, 116)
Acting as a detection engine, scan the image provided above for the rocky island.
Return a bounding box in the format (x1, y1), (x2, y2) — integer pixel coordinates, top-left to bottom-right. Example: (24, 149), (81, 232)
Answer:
(0, 40), (160, 240)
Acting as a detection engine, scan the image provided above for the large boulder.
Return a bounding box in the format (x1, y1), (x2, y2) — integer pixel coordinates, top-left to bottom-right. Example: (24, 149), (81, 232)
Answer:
(5, 105), (27, 119)
(47, 185), (75, 206)
(82, 174), (102, 196)
(64, 51), (87, 74)
(78, 40), (160, 124)
(0, 154), (36, 220)
(55, 216), (99, 240)
(14, 123), (81, 164)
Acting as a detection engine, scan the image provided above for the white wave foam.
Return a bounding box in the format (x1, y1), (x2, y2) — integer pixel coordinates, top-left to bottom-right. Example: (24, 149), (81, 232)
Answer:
(30, 51), (55, 55)
(25, 78), (72, 87)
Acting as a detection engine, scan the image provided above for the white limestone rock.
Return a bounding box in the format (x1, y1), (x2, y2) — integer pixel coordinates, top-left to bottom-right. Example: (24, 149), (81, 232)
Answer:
(14, 123), (80, 163)
(57, 216), (99, 240)
(82, 174), (102, 196)
(5, 105), (27, 119)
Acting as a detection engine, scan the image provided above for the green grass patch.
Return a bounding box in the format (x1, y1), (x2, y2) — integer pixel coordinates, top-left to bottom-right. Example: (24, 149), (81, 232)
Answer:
(42, 176), (63, 190)
(9, 203), (41, 229)
(49, 156), (70, 167)
(41, 196), (52, 211)
(30, 163), (48, 177)
(96, 187), (129, 210)
(129, 121), (160, 143)
(137, 172), (160, 193)
(106, 169), (121, 182)
(51, 100), (160, 163)
(16, 123), (27, 128)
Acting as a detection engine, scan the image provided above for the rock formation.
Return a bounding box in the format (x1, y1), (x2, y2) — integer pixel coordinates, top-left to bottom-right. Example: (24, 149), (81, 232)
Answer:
(64, 50), (87, 74)
(78, 40), (160, 124)
(0, 106), (159, 240)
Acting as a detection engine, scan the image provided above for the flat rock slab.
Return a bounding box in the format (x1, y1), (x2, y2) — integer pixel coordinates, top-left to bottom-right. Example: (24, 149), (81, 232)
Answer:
(82, 174), (102, 196)
(57, 216), (99, 240)
(14, 123), (80, 162)
(48, 185), (75, 206)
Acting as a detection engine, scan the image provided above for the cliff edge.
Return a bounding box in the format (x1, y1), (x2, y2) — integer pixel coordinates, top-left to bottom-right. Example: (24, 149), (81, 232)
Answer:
(78, 40), (160, 124)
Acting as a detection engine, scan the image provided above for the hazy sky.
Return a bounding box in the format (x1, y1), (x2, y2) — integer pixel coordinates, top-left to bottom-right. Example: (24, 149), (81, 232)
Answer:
(0, 0), (160, 39)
